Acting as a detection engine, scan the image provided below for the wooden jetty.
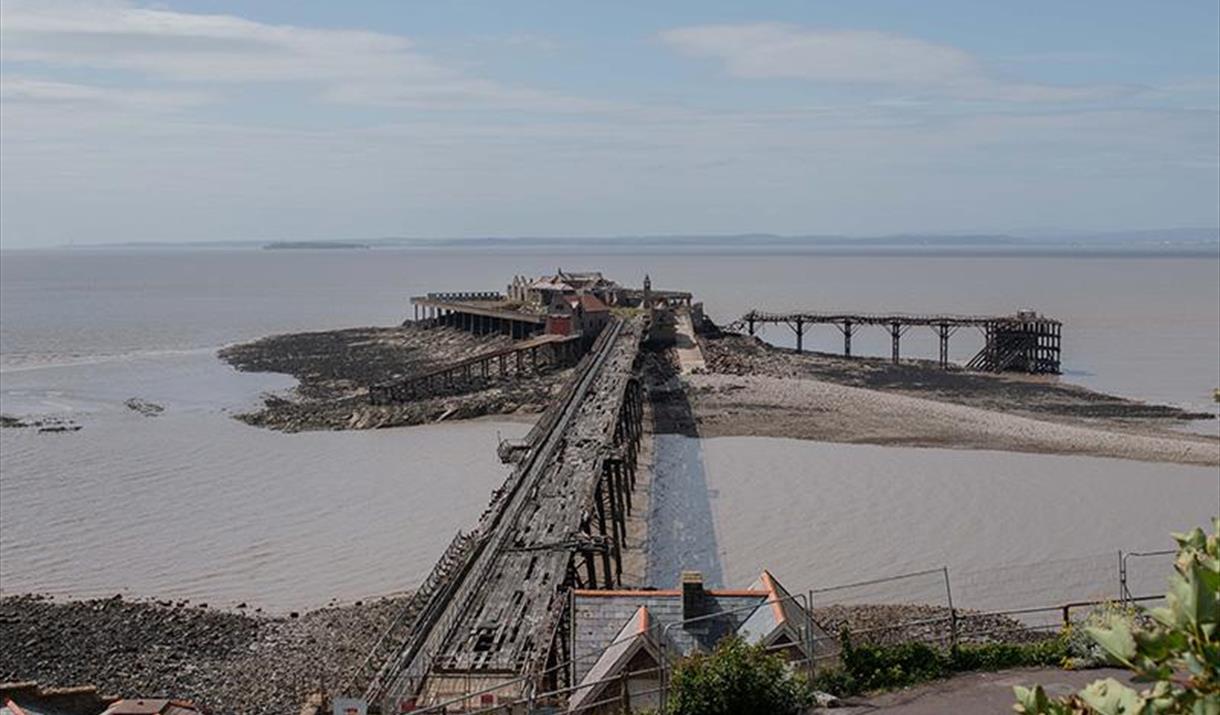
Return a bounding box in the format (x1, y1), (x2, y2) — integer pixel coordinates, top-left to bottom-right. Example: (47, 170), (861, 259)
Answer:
(358, 316), (647, 712)
(368, 333), (582, 404)
(738, 309), (1062, 374)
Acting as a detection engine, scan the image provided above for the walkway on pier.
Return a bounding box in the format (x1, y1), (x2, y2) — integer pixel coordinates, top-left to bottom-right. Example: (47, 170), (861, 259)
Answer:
(368, 333), (582, 404)
(360, 316), (647, 712)
(738, 309), (1062, 374)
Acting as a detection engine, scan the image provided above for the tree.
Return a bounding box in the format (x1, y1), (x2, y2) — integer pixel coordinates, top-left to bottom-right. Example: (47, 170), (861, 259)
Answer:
(666, 636), (814, 715)
(1014, 520), (1219, 715)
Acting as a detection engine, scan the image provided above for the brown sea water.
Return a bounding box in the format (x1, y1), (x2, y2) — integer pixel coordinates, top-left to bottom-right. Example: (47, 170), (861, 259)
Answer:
(2, 248), (1217, 610)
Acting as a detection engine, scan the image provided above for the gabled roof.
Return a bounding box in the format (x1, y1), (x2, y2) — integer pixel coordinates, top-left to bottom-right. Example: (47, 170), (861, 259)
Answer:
(739, 570), (824, 655)
(568, 606), (665, 712)
(571, 589), (768, 685)
(530, 276), (576, 291)
(571, 571), (834, 697)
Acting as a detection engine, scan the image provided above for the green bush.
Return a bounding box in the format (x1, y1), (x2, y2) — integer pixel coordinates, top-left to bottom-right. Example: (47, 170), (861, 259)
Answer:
(811, 631), (1069, 697)
(666, 636), (814, 715)
(954, 639), (1067, 672)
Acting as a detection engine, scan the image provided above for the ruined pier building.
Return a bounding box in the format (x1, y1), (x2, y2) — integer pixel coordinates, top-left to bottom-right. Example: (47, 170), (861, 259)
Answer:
(409, 271), (693, 344)
(370, 272), (692, 406)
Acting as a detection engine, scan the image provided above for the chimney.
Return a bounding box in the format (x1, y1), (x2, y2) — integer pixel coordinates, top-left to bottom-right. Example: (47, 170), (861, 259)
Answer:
(681, 570), (706, 624)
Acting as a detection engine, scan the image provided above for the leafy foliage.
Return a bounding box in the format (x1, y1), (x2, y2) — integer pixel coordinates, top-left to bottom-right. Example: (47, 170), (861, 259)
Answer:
(665, 636), (814, 715)
(1062, 601), (1150, 670)
(1014, 520), (1220, 715)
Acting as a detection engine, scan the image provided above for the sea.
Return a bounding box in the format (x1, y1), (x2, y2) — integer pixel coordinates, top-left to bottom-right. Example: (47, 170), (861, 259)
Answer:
(1, 247), (1217, 613)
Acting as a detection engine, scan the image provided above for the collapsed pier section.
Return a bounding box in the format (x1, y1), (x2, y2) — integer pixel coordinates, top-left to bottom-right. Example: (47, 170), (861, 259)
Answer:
(738, 309), (1062, 374)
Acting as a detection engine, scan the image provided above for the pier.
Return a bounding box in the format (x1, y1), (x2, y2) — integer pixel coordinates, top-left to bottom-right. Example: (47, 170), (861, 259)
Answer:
(738, 310), (1062, 374)
(368, 333), (583, 404)
(357, 316), (648, 711)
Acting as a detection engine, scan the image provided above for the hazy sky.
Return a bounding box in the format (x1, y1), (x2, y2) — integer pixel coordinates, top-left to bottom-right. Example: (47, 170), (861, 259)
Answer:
(1, 1), (1217, 247)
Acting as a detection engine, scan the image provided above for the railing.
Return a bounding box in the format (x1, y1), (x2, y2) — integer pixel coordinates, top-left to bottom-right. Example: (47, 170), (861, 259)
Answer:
(421, 292), (505, 302)
(374, 319), (632, 709)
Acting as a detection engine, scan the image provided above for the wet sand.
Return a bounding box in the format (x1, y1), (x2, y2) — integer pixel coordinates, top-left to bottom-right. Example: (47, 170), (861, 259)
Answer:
(678, 331), (1218, 466)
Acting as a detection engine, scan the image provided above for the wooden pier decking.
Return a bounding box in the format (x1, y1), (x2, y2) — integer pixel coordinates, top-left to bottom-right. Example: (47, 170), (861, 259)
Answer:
(737, 309), (1062, 374)
(358, 316), (647, 711)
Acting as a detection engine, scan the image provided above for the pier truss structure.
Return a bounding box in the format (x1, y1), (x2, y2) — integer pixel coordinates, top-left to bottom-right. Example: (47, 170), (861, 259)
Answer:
(735, 310), (1062, 374)
(351, 316), (648, 712)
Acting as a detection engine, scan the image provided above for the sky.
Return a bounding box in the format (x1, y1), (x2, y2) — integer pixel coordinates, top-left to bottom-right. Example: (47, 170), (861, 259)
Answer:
(1, 1), (1217, 248)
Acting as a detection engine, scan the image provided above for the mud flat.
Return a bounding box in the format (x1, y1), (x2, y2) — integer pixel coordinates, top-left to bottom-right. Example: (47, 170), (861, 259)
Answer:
(220, 323), (571, 431)
(0, 593), (405, 714)
(664, 329), (1218, 466)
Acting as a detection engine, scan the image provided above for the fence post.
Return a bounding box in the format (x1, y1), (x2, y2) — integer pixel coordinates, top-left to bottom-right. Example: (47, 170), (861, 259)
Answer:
(942, 567), (958, 651)
(806, 588), (816, 681)
(1118, 550), (1127, 603)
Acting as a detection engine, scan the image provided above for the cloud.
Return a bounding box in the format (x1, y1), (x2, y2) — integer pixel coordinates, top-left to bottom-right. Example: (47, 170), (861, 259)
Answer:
(659, 23), (1118, 102)
(0, 75), (211, 110)
(0, 0), (594, 111)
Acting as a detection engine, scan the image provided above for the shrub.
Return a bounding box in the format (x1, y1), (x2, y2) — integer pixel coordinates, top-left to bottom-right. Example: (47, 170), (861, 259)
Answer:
(812, 631), (1069, 697)
(1015, 520), (1219, 715)
(1059, 600), (1148, 670)
(666, 636), (814, 715)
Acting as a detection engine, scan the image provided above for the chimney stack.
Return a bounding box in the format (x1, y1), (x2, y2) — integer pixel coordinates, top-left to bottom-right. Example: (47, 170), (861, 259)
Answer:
(681, 570), (706, 624)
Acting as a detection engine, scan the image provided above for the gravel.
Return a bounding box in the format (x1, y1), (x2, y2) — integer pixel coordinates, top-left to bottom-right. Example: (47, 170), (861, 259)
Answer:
(811, 604), (1050, 649)
(0, 593), (409, 714)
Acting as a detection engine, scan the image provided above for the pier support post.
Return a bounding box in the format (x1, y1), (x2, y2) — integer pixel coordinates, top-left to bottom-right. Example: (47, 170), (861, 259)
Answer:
(935, 323), (956, 368)
(593, 484), (615, 588)
(791, 318), (806, 353)
(748, 315), (756, 337)
(838, 320), (856, 357)
(584, 549), (597, 588)
(890, 322), (903, 364)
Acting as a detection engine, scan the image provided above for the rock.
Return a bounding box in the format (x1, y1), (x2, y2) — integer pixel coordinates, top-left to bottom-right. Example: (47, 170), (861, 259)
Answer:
(124, 398), (165, 417)
(1, 414), (30, 428)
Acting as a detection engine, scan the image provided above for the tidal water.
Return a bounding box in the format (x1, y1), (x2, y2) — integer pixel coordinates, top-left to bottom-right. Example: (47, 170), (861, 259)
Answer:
(2, 248), (1217, 611)
(647, 436), (1218, 611)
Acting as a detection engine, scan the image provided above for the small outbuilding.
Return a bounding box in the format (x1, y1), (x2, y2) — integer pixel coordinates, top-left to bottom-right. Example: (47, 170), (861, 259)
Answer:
(566, 570), (829, 713)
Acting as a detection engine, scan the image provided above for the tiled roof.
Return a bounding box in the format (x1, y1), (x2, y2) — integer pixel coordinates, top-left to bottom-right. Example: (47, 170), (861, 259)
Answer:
(571, 572), (835, 696)
(571, 590), (766, 685)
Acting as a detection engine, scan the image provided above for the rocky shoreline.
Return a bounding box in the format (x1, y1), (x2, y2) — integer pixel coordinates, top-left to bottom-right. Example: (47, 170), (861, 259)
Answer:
(0, 593), (408, 714)
(220, 323), (571, 431)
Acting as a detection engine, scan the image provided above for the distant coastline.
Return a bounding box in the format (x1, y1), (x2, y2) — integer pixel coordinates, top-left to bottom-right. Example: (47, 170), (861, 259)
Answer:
(262, 241), (369, 250)
(6, 227), (1216, 256)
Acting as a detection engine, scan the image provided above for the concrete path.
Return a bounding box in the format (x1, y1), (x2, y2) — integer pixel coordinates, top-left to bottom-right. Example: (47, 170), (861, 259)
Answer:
(673, 312), (706, 374)
(831, 667), (1133, 714)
